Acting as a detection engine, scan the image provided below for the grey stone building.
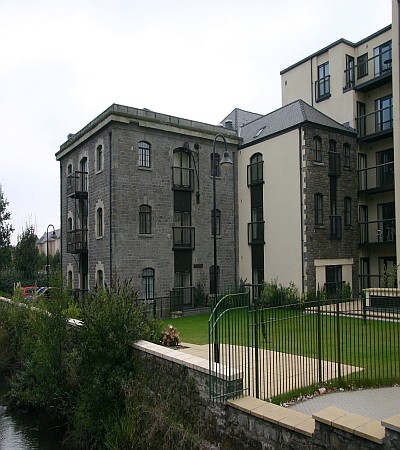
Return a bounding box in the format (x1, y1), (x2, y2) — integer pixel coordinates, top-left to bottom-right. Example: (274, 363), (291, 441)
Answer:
(56, 104), (239, 303)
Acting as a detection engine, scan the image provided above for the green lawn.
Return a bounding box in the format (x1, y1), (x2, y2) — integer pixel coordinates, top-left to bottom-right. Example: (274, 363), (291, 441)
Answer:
(163, 307), (400, 383)
(162, 313), (210, 344)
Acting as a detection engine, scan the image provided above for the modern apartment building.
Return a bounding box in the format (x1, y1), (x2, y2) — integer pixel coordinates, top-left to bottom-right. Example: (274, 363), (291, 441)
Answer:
(280, 24), (396, 289)
(55, 104), (239, 302)
(228, 100), (358, 295)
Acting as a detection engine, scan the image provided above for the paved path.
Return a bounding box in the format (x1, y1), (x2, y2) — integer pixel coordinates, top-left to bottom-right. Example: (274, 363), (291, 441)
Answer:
(289, 386), (400, 420)
(179, 343), (361, 399)
(179, 343), (400, 421)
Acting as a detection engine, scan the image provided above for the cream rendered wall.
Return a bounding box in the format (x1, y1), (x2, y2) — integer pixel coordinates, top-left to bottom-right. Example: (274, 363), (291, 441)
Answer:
(281, 43), (355, 125)
(392, 0), (400, 278)
(237, 130), (303, 291)
(281, 63), (313, 106)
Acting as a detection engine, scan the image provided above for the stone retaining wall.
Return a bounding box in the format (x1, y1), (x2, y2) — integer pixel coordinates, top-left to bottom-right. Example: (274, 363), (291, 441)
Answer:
(133, 340), (400, 449)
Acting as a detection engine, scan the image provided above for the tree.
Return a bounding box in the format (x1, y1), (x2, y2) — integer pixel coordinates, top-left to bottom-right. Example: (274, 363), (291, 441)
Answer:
(14, 224), (41, 280)
(0, 184), (14, 271)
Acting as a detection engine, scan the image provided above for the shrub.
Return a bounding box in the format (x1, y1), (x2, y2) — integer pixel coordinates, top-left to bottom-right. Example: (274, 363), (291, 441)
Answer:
(259, 279), (300, 307)
(161, 324), (180, 347)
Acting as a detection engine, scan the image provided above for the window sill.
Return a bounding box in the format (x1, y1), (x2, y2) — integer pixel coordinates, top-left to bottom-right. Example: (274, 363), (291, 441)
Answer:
(138, 166), (152, 171)
(139, 234), (153, 238)
(316, 93), (331, 103)
(211, 234), (222, 239)
(343, 167), (351, 171)
(96, 236), (103, 240)
(314, 225), (325, 230)
(313, 162), (325, 166)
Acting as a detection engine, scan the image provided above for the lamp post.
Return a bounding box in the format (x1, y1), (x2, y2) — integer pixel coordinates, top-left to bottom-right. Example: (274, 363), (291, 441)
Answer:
(46, 224), (57, 287)
(212, 134), (233, 363)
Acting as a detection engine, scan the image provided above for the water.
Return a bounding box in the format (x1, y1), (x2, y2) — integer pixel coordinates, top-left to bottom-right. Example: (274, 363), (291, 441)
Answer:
(0, 382), (65, 450)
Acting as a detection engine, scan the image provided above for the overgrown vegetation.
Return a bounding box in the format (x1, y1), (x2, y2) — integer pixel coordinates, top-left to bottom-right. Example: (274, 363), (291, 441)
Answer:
(0, 283), (213, 449)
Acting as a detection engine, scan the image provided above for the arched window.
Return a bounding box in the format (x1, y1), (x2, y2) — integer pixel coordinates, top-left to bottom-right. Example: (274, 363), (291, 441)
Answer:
(96, 207), (103, 238)
(138, 141), (151, 168)
(314, 193), (324, 225)
(210, 152), (221, 177)
(344, 197), (352, 226)
(68, 217), (73, 231)
(211, 209), (221, 236)
(139, 205), (152, 234)
(247, 153), (263, 185)
(97, 269), (104, 287)
(67, 163), (73, 175)
(96, 145), (103, 172)
(142, 268), (154, 299)
(313, 136), (322, 162)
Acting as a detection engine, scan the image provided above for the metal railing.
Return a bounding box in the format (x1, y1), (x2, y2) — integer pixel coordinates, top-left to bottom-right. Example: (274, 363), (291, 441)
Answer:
(67, 171), (88, 197)
(247, 161), (264, 186)
(344, 49), (392, 90)
(172, 166), (194, 190)
(359, 218), (396, 244)
(209, 287), (400, 402)
(172, 226), (195, 249)
(315, 75), (330, 101)
(358, 161), (394, 192)
(247, 221), (265, 244)
(356, 105), (393, 139)
(67, 229), (88, 253)
(170, 286), (195, 311)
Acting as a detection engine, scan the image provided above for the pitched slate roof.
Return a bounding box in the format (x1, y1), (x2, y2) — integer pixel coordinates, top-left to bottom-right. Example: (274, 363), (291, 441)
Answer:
(220, 108), (263, 131)
(239, 99), (355, 146)
(36, 229), (61, 244)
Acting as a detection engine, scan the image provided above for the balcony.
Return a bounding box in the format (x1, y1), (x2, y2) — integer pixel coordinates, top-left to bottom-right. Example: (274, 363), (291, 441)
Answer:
(247, 161), (264, 186)
(356, 105), (393, 142)
(328, 152), (341, 177)
(329, 215), (342, 240)
(314, 75), (330, 102)
(170, 286), (195, 310)
(67, 229), (88, 253)
(343, 50), (392, 92)
(358, 161), (394, 194)
(67, 171), (88, 198)
(247, 221), (265, 244)
(172, 166), (194, 191)
(359, 218), (396, 246)
(172, 226), (195, 250)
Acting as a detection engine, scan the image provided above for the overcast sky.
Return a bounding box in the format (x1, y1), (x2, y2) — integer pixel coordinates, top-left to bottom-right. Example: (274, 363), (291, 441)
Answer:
(0, 0), (392, 244)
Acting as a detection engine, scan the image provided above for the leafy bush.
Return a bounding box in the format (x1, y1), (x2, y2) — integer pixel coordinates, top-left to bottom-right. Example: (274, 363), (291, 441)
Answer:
(161, 324), (181, 347)
(259, 279), (300, 307)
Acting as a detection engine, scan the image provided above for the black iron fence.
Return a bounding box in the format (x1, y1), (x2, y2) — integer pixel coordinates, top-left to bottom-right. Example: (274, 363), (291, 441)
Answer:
(209, 287), (400, 402)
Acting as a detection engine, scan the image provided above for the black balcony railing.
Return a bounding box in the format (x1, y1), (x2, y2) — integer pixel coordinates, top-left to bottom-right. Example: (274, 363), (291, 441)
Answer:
(359, 218), (396, 245)
(170, 286), (195, 310)
(172, 226), (195, 249)
(329, 215), (342, 240)
(247, 221), (265, 244)
(67, 171), (88, 197)
(247, 161), (264, 186)
(67, 229), (88, 253)
(356, 105), (393, 140)
(172, 166), (194, 190)
(328, 152), (341, 177)
(315, 75), (330, 101)
(358, 161), (394, 192)
(344, 49), (392, 91)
